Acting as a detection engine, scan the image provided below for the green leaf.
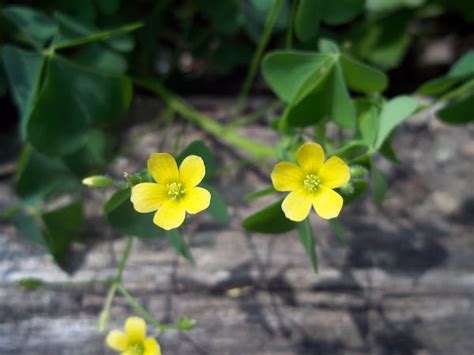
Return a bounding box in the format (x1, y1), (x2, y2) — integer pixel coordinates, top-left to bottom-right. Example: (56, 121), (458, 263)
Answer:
(294, 0), (323, 42)
(242, 199), (296, 234)
(297, 219), (318, 272)
(366, 0), (425, 12)
(165, 229), (194, 263)
(95, 0), (121, 16)
(349, 11), (412, 69)
(262, 51), (331, 103)
(16, 146), (78, 201)
(448, 50), (474, 77)
(326, 64), (356, 128)
(329, 219), (350, 249)
(371, 160), (388, 204)
(16, 277), (45, 289)
(104, 188), (165, 239)
(175, 316), (196, 331)
(42, 201), (83, 264)
(202, 184), (228, 223)
(27, 55), (132, 157)
(2, 6), (58, 48)
(176, 140), (216, 180)
(72, 44), (128, 75)
(374, 96), (418, 149)
(322, 0), (364, 25)
(359, 105), (379, 147)
(0, 46), (45, 138)
(10, 211), (43, 244)
(341, 54), (388, 93)
(196, 0), (240, 34)
(437, 94), (474, 124)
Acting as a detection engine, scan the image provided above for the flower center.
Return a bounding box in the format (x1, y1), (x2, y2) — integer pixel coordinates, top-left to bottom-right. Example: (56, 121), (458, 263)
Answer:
(304, 174), (321, 192)
(167, 181), (185, 199)
(128, 342), (144, 355)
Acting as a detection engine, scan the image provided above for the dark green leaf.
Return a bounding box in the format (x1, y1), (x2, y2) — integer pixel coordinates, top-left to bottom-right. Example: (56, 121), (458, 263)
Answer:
(165, 229), (194, 263)
(73, 44), (128, 75)
(417, 76), (467, 96)
(359, 105), (378, 147)
(322, 0), (364, 25)
(448, 50), (474, 77)
(95, 0), (121, 16)
(0, 46), (45, 138)
(297, 219), (318, 272)
(176, 140), (216, 180)
(437, 94), (474, 124)
(104, 188), (165, 239)
(27, 55), (132, 157)
(10, 211), (43, 244)
(2, 6), (58, 47)
(16, 146), (78, 201)
(202, 184), (228, 223)
(42, 201), (83, 263)
(294, 0), (323, 42)
(242, 199), (296, 234)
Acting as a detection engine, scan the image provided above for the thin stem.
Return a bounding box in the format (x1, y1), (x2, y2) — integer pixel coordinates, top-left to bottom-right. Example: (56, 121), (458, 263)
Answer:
(54, 22), (144, 50)
(285, 0), (298, 49)
(117, 285), (165, 331)
(234, 0), (285, 116)
(133, 78), (276, 160)
(230, 100), (282, 127)
(98, 236), (134, 332)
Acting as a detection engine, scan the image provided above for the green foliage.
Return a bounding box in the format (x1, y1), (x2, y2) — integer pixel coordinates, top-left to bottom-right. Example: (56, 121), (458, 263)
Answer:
(437, 94), (474, 124)
(242, 199), (296, 234)
(166, 229), (194, 263)
(297, 219), (318, 272)
(104, 188), (164, 239)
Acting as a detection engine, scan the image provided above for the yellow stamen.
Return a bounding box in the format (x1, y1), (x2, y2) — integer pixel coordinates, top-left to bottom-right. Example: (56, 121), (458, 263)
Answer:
(167, 182), (185, 199)
(303, 174), (321, 192)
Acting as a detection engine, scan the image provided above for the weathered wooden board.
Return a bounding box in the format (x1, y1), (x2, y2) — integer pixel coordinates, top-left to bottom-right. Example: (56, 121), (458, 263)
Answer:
(0, 97), (473, 355)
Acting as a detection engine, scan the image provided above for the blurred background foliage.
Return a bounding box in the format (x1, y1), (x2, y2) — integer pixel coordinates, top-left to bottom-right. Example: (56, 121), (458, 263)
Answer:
(0, 0), (473, 268)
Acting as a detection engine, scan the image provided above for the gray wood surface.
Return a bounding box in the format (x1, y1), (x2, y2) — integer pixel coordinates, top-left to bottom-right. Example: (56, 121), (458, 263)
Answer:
(1, 97), (473, 355)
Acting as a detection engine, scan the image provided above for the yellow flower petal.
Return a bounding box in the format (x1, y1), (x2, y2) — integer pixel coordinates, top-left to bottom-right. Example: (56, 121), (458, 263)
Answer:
(179, 155), (206, 188)
(318, 156), (350, 188)
(183, 186), (211, 214)
(271, 162), (304, 192)
(131, 183), (169, 213)
(148, 153), (179, 184)
(125, 317), (146, 343)
(312, 187), (343, 219)
(153, 200), (186, 230)
(281, 190), (313, 222)
(297, 142), (325, 173)
(106, 330), (129, 351)
(143, 337), (161, 355)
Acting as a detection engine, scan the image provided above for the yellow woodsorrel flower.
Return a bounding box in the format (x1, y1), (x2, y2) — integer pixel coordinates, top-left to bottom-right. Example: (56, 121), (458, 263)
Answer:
(130, 153), (211, 230)
(131, 153), (211, 230)
(106, 317), (161, 355)
(271, 142), (350, 221)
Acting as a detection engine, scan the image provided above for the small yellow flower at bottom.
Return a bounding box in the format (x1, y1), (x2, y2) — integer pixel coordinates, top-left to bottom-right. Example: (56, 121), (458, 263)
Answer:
(106, 317), (161, 355)
(271, 142), (350, 221)
(130, 153), (211, 230)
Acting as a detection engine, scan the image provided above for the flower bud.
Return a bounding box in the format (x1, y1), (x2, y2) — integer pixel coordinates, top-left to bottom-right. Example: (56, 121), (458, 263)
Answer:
(82, 175), (113, 188)
(349, 165), (368, 179)
(339, 182), (355, 195)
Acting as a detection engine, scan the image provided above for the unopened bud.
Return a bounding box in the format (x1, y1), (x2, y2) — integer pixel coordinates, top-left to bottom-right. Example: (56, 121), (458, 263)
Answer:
(82, 175), (113, 188)
(339, 182), (355, 195)
(349, 165), (368, 179)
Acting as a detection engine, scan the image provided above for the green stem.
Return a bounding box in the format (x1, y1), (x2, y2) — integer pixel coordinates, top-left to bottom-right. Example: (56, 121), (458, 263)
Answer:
(285, 0), (298, 49)
(133, 78), (276, 160)
(98, 236), (134, 332)
(234, 0), (285, 116)
(117, 285), (162, 328)
(230, 100), (282, 127)
(54, 22), (144, 50)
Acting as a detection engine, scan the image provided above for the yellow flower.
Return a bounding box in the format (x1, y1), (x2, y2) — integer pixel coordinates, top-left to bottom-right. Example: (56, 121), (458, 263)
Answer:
(271, 142), (350, 221)
(131, 153), (211, 230)
(106, 317), (161, 355)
